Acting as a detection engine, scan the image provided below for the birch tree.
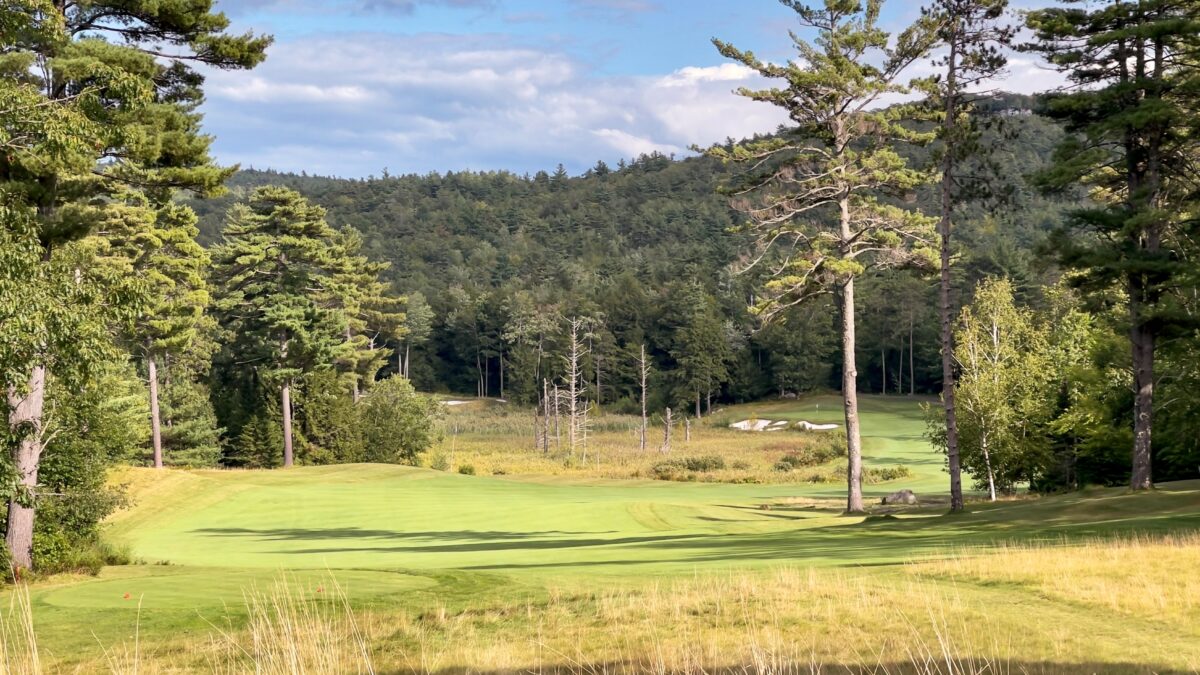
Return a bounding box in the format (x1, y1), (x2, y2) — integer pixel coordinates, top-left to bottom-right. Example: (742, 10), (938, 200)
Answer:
(712, 0), (937, 512)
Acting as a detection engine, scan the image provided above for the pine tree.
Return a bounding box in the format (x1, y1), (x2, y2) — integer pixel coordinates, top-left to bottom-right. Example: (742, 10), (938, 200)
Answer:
(211, 187), (348, 468)
(325, 227), (404, 402)
(712, 0), (937, 512)
(102, 196), (213, 469)
(400, 292), (435, 379)
(920, 0), (1014, 511)
(1027, 0), (1200, 490)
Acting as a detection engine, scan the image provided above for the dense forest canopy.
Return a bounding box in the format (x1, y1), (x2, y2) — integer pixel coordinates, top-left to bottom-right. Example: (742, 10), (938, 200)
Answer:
(188, 94), (1068, 404)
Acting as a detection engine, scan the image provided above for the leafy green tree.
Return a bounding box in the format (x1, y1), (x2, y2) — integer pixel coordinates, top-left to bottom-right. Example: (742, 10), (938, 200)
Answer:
(920, 0), (1014, 511)
(948, 278), (1052, 499)
(0, 0), (267, 569)
(712, 0), (937, 512)
(1027, 0), (1200, 489)
(359, 377), (441, 464)
(211, 187), (348, 468)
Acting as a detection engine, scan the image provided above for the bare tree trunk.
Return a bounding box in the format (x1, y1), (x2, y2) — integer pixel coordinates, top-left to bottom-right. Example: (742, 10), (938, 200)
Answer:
(6, 366), (46, 571)
(684, 416), (691, 442)
(706, 388), (712, 416)
(639, 344), (648, 452)
(499, 348), (504, 400)
(543, 379), (551, 455)
(695, 391), (701, 419)
(553, 382), (560, 450)
(881, 347), (887, 395)
(842, 279), (865, 514)
(661, 407), (672, 454)
(148, 353), (163, 469)
(281, 379), (294, 468)
(404, 343), (410, 379)
(940, 34), (965, 512)
(897, 336), (904, 395)
(908, 314), (915, 396)
(982, 429), (996, 502)
(1131, 309), (1154, 490)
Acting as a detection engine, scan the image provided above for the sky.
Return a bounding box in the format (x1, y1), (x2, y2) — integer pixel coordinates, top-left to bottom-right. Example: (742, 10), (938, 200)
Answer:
(202, 0), (1065, 178)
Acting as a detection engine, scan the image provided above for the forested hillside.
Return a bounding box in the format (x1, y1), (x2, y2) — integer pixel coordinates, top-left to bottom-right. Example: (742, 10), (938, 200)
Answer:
(190, 96), (1069, 409)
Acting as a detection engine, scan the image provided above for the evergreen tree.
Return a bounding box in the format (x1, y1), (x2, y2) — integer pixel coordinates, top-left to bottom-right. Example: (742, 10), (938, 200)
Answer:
(400, 292), (435, 379)
(712, 0), (937, 512)
(1027, 0), (1200, 490)
(211, 187), (348, 468)
(102, 196), (212, 468)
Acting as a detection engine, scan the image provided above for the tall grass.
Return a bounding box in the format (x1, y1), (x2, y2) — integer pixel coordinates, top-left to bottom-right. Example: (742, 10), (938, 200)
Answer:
(203, 574), (375, 674)
(0, 585), (39, 675)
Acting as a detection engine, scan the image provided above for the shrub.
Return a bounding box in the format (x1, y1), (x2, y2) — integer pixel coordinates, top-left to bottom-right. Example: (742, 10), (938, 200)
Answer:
(867, 465), (913, 483)
(651, 455), (726, 481)
(731, 459), (752, 471)
(429, 453), (450, 471)
(457, 464), (476, 476)
(359, 377), (443, 464)
(773, 461), (794, 473)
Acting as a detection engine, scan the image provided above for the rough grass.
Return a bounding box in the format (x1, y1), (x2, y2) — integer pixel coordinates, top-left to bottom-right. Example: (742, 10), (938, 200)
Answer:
(430, 394), (922, 486)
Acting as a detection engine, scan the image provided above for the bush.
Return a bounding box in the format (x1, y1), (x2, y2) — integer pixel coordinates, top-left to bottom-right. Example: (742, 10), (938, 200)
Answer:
(731, 459), (752, 471)
(773, 461), (794, 473)
(651, 455), (726, 481)
(867, 465), (913, 483)
(429, 453), (450, 471)
(457, 464), (476, 475)
(359, 377), (442, 464)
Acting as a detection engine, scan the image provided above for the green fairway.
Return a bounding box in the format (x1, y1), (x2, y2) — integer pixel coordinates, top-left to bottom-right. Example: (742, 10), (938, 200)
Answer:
(19, 395), (1200, 669)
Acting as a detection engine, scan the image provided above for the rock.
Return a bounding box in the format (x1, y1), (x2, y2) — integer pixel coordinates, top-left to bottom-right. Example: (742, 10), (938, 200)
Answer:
(880, 489), (918, 505)
(796, 420), (839, 431)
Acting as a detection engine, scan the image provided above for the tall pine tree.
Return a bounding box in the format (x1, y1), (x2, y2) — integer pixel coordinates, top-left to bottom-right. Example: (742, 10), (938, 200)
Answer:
(212, 187), (348, 468)
(712, 0), (937, 512)
(1027, 0), (1200, 490)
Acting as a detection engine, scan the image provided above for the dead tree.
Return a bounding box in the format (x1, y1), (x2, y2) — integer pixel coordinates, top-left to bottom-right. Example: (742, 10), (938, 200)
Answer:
(562, 317), (590, 461)
(684, 416), (691, 442)
(638, 344), (650, 451)
(661, 407), (672, 454)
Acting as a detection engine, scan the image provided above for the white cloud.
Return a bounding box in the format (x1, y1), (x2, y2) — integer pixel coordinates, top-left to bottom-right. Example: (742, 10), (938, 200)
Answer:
(199, 31), (1065, 178)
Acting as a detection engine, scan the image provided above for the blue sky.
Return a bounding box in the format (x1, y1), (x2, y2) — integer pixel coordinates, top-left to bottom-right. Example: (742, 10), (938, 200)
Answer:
(202, 0), (1059, 178)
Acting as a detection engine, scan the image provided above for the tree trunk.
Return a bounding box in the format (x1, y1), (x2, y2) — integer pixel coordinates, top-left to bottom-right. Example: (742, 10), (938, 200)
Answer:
(148, 353), (164, 469)
(695, 391), (701, 419)
(881, 347), (887, 395)
(404, 343), (410, 379)
(909, 315), (915, 396)
(543, 379), (551, 455)
(1130, 312), (1154, 490)
(499, 348), (504, 400)
(639, 344), (648, 452)
(6, 365), (46, 571)
(982, 429), (996, 502)
(661, 407), (672, 454)
(281, 379), (294, 468)
(897, 337), (904, 395)
(841, 278), (865, 514)
(684, 416), (691, 442)
(940, 34), (965, 512)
